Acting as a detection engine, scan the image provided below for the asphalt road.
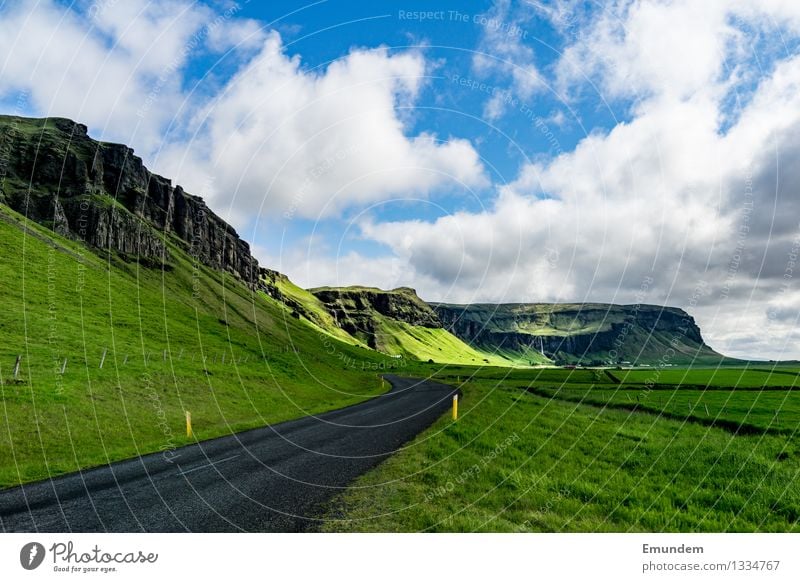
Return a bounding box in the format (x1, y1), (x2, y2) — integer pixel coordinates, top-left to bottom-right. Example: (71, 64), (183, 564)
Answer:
(0, 375), (457, 532)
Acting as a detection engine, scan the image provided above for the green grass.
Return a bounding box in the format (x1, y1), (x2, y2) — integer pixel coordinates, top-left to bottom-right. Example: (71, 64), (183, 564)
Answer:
(267, 272), (365, 347)
(533, 387), (800, 434)
(373, 316), (518, 366)
(433, 365), (800, 433)
(432, 365), (611, 384)
(0, 204), (399, 487)
(615, 367), (800, 388)
(321, 376), (800, 532)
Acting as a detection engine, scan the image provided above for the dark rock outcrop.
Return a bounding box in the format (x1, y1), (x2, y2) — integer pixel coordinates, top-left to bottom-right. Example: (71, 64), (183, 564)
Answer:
(0, 115), (259, 286)
(310, 286), (441, 349)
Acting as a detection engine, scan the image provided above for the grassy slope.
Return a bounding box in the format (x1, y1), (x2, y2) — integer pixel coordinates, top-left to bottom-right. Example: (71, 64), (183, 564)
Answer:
(311, 286), (527, 367)
(371, 315), (518, 366)
(268, 274), (365, 347)
(0, 203), (396, 487)
(322, 366), (800, 532)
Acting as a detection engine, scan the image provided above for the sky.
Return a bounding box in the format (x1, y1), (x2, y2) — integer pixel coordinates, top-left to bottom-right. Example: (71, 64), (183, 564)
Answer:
(2, 0), (800, 360)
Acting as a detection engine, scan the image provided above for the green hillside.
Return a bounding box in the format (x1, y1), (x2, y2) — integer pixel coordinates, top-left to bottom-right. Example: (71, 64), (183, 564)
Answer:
(0, 204), (395, 487)
(370, 316), (514, 365)
(261, 269), (365, 347)
(310, 286), (525, 366)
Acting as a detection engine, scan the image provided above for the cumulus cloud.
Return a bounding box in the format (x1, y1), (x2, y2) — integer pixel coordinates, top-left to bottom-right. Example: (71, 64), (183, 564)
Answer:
(257, 241), (415, 294)
(555, 1), (735, 102)
(4, 0), (800, 359)
(353, 1), (800, 359)
(0, 0), (262, 151)
(0, 1), (487, 230)
(159, 32), (487, 225)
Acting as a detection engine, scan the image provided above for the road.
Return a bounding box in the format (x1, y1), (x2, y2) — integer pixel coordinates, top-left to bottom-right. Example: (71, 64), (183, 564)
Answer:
(0, 375), (457, 532)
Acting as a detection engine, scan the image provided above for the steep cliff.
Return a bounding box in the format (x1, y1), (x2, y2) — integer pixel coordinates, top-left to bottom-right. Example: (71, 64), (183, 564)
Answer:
(0, 116), (259, 285)
(309, 286), (514, 365)
(310, 286), (440, 346)
(432, 302), (722, 365)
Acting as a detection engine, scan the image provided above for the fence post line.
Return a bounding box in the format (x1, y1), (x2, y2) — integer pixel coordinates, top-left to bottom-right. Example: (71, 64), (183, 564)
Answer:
(452, 394), (459, 421)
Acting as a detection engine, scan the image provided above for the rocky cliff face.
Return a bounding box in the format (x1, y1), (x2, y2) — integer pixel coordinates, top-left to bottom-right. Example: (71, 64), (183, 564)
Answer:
(0, 116), (259, 285)
(433, 303), (718, 364)
(260, 268), (318, 321)
(300, 283), (720, 364)
(310, 286), (441, 349)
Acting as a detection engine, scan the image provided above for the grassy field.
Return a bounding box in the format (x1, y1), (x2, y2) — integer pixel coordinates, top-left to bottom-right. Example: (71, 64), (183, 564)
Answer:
(438, 365), (800, 433)
(613, 367), (800, 388)
(532, 387), (800, 433)
(0, 204), (402, 487)
(321, 366), (800, 532)
(5, 186), (800, 532)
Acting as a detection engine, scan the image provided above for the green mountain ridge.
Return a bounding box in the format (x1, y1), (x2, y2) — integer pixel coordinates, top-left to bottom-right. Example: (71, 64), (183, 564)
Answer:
(432, 302), (727, 365)
(0, 200), (398, 487)
(0, 113), (730, 368)
(309, 286), (524, 366)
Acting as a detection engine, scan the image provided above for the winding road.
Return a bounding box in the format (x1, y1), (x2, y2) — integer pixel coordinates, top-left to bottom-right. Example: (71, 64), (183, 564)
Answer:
(0, 375), (457, 532)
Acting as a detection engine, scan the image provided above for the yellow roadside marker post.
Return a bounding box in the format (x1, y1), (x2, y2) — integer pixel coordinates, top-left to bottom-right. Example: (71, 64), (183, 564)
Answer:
(186, 411), (192, 437)
(452, 394), (458, 421)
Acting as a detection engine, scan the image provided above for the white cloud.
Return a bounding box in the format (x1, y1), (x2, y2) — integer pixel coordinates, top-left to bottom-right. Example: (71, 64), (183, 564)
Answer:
(0, 1), (487, 229)
(0, 0), (260, 153)
(472, 0), (544, 121)
(205, 13), (267, 53)
(556, 1), (735, 102)
(356, 1), (800, 360)
(158, 32), (487, 226)
(4, 0), (800, 360)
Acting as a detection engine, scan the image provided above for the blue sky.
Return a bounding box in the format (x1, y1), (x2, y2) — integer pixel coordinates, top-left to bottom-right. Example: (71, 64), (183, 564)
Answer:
(205, 0), (623, 261)
(3, 0), (800, 359)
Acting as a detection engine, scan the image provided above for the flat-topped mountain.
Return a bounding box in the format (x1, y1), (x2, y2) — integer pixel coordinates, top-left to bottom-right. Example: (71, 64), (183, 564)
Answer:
(306, 286), (724, 365)
(432, 302), (722, 365)
(310, 286), (441, 337)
